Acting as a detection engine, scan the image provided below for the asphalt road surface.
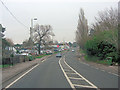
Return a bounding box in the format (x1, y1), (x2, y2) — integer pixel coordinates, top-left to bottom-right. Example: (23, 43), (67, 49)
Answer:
(4, 50), (119, 89)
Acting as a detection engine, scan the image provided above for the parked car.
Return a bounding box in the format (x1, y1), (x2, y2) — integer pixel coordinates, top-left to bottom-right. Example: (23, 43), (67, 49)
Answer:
(46, 50), (53, 55)
(20, 53), (29, 56)
(72, 50), (75, 52)
(56, 53), (62, 58)
(58, 49), (62, 52)
(54, 49), (58, 52)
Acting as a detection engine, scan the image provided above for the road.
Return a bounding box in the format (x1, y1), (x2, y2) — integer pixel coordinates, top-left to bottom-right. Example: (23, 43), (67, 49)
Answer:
(4, 50), (119, 89)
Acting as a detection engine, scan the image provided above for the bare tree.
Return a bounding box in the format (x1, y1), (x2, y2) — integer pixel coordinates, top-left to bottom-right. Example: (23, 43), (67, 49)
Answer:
(92, 7), (118, 50)
(76, 8), (88, 49)
(32, 24), (54, 54)
(92, 7), (118, 31)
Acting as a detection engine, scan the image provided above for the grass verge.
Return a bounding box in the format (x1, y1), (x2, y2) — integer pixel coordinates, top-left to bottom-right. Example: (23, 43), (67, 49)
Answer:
(36, 54), (47, 58)
(0, 64), (13, 68)
(80, 49), (109, 65)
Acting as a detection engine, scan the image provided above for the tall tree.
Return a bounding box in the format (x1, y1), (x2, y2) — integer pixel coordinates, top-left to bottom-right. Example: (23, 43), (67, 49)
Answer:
(32, 24), (54, 54)
(92, 7), (118, 50)
(76, 8), (88, 49)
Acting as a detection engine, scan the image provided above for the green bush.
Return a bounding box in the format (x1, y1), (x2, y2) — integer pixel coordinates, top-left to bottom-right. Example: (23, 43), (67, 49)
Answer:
(85, 30), (118, 62)
(28, 55), (36, 61)
(106, 52), (118, 62)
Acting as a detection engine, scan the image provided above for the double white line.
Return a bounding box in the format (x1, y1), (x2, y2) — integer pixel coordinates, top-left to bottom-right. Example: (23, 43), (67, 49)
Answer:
(59, 56), (98, 89)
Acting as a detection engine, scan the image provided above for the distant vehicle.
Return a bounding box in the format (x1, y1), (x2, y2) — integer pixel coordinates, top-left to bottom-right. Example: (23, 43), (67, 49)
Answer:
(54, 49), (58, 52)
(56, 53), (62, 58)
(40, 50), (44, 54)
(62, 49), (64, 51)
(72, 50), (75, 52)
(46, 50), (53, 54)
(19, 53), (30, 56)
(58, 49), (62, 52)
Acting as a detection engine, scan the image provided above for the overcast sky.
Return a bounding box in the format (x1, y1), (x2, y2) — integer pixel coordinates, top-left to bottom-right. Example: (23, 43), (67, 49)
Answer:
(1, 0), (118, 44)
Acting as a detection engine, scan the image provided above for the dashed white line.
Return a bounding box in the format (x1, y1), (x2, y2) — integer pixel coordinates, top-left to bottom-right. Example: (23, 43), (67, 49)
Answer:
(101, 70), (105, 72)
(5, 64), (39, 88)
(80, 62), (119, 77)
(95, 68), (99, 70)
(108, 72), (119, 76)
(112, 73), (119, 76)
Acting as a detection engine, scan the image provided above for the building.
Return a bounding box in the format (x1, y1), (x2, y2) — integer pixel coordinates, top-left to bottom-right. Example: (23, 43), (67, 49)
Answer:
(0, 24), (5, 38)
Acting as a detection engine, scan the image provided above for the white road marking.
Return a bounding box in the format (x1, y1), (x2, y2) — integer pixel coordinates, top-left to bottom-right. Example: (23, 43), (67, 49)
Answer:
(59, 58), (75, 90)
(91, 67), (119, 77)
(42, 59), (46, 62)
(59, 56), (98, 89)
(73, 84), (94, 88)
(69, 77), (83, 80)
(108, 72), (119, 76)
(101, 70), (105, 72)
(88, 66), (119, 77)
(95, 68), (99, 70)
(112, 73), (119, 77)
(63, 57), (97, 88)
(5, 64), (39, 88)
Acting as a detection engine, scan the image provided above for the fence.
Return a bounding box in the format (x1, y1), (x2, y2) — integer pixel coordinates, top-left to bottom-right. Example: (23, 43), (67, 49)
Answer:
(2, 55), (29, 68)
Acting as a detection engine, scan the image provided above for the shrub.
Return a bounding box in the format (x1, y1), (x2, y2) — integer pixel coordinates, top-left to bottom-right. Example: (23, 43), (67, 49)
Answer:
(85, 30), (118, 62)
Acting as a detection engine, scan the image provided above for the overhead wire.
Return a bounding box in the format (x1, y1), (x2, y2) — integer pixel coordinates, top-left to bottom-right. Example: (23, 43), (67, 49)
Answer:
(0, 0), (29, 29)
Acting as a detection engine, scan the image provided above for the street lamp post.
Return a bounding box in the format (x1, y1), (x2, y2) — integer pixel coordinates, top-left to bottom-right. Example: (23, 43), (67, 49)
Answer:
(30, 18), (37, 40)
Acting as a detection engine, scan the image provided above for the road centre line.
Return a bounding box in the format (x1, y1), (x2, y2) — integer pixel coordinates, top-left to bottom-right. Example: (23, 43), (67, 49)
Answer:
(64, 56), (98, 88)
(59, 58), (75, 90)
(5, 64), (39, 88)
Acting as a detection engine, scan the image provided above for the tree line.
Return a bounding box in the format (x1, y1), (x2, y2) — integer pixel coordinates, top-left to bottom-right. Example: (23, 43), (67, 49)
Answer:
(76, 7), (119, 63)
